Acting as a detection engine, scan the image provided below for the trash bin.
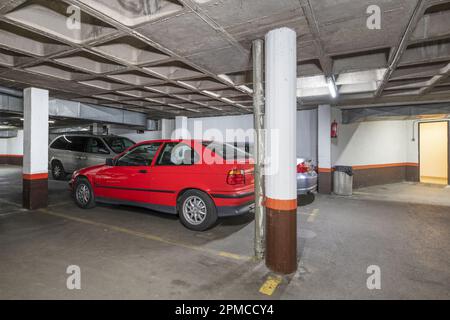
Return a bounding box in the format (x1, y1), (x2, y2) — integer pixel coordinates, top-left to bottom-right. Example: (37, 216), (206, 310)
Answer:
(333, 166), (353, 196)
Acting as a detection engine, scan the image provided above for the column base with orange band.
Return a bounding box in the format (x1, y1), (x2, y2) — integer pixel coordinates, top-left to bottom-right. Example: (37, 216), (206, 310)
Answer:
(265, 197), (298, 274)
(23, 173), (48, 210)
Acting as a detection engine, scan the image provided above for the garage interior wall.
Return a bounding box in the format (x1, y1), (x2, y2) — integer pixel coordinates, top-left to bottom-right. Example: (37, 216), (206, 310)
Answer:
(331, 108), (421, 188)
(0, 130), (23, 165)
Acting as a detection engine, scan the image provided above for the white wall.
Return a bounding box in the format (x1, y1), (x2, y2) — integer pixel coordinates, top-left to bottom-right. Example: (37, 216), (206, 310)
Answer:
(109, 127), (162, 143)
(0, 130), (24, 155)
(7, 130), (24, 155)
(0, 138), (7, 154)
(406, 120), (419, 163)
(297, 109), (318, 163)
(331, 108), (417, 167)
(187, 114), (254, 142)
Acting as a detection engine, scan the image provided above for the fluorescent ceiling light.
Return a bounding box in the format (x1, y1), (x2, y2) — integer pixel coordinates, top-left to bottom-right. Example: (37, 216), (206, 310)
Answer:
(202, 90), (221, 98)
(20, 118), (55, 124)
(221, 97), (235, 104)
(177, 81), (197, 90)
(217, 74), (234, 85)
(237, 85), (253, 94)
(186, 108), (201, 113)
(327, 77), (338, 99)
(145, 98), (163, 104)
(207, 106), (223, 111)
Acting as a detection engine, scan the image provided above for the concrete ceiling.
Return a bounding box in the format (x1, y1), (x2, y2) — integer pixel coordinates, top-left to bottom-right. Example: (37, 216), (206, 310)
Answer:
(0, 0), (449, 119)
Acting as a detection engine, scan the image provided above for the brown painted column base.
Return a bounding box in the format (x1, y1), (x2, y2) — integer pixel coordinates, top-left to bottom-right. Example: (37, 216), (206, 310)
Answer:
(266, 208), (297, 274)
(318, 170), (332, 194)
(23, 178), (48, 210)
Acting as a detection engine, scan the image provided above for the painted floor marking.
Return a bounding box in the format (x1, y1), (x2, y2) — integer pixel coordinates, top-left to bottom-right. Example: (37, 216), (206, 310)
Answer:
(307, 209), (319, 223)
(38, 208), (251, 262)
(259, 275), (282, 296)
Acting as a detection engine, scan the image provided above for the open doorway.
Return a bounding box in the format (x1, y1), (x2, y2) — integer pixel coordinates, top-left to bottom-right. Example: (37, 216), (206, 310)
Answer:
(419, 121), (449, 185)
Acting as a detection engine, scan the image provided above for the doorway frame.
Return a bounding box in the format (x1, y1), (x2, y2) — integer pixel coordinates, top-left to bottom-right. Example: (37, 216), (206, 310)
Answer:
(418, 121), (450, 186)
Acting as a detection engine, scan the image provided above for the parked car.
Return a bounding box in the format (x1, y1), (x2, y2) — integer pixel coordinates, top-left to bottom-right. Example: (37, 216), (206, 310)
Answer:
(296, 158), (318, 195)
(49, 134), (135, 180)
(237, 142), (317, 195)
(69, 140), (255, 231)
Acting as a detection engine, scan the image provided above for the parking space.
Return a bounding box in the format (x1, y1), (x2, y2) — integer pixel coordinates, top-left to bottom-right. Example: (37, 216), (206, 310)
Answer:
(1, 165), (448, 299)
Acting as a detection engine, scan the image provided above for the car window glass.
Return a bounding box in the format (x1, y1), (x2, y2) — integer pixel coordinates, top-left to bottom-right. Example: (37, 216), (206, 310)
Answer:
(86, 138), (110, 154)
(157, 142), (199, 166)
(202, 141), (250, 160)
(103, 137), (135, 154)
(65, 136), (88, 152)
(50, 137), (68, 150)
(117, 143), (161, 167)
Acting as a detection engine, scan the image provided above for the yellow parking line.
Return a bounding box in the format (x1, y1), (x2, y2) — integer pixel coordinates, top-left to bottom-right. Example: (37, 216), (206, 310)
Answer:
(259, 275), (282, 296)
(38, 208), (251, 262)
(307, 209), (319, 223)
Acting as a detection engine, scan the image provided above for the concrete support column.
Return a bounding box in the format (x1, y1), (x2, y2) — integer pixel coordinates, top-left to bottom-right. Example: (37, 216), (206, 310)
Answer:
(318, 104), (332, 194)
(146, 119), (158, 131)
(23, 88), (49, 210)
(264, 28), (297, 274)
(161, 119), (175, 139)
(252, 38), (265, 260)
(174, 116), (189, 139)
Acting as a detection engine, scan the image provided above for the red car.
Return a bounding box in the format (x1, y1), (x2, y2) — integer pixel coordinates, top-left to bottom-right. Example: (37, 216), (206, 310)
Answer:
(70, 140), (255, 231)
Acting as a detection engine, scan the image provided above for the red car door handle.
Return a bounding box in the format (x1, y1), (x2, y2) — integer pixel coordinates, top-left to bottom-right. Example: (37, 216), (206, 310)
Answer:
(138, 170), (148, 174)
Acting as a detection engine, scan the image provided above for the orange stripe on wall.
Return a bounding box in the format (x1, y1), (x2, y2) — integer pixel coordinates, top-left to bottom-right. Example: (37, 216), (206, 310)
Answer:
(352, 163), (419, 170)
(265, 197), (297, 211)
(23, 173), (48, 181)
(319, 163), (419, 172)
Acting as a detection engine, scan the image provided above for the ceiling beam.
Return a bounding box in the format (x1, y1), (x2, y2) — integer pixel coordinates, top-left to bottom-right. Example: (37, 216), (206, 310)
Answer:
(419, 62), (450, 95)
(299, 0), (333, 77)
(374, 0), (427, 97)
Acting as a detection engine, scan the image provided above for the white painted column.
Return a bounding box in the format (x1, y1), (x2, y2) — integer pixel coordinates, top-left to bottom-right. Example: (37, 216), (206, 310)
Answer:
(264, 27), (298, 274)
(146, 119), (158, 131)
(23, 87), (49, 209)
(174, 116), (189, 139)
(318, 104), (332, 194)
(161, 118), (175, 139)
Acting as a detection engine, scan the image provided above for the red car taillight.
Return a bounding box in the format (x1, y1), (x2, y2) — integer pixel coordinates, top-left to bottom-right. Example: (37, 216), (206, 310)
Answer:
(227, 169), (245, 185)
(297, 162), (309, 173)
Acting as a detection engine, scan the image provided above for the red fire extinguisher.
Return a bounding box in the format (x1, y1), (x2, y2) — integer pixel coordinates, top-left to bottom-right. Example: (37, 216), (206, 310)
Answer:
(331, 120), (338, 138)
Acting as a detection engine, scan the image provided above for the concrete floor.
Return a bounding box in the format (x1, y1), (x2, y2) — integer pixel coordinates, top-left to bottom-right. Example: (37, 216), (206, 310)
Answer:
(352, 182), (450, 207)
(0, 165), (449, 299)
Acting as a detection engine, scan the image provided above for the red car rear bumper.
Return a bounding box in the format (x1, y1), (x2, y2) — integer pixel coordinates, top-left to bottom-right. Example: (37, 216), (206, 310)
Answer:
(211, 191), (255, 217)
